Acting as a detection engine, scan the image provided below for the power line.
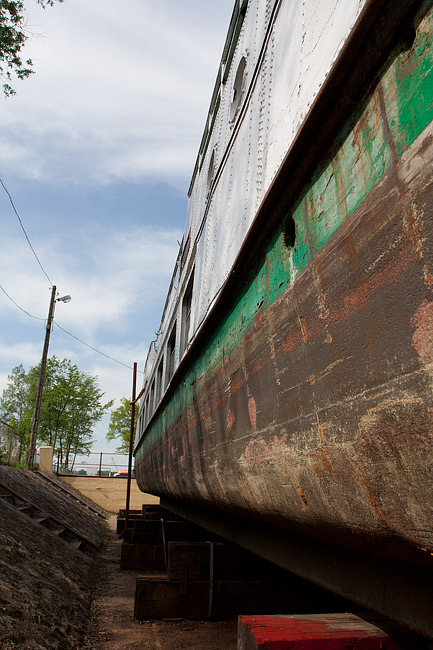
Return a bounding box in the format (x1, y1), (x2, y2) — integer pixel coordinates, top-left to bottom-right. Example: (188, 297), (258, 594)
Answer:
(0, 283), (142, 373)
(0, 174), (53, 286)
(54, 321), (143, 373)
(0, 283), (45, 320)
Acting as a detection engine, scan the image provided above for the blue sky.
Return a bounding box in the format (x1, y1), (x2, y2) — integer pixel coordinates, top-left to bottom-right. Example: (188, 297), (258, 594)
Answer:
(0, 0), (235, 455)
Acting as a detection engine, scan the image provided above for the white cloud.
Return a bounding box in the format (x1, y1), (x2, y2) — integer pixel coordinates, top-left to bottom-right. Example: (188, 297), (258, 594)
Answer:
(0, 224), (181, 336)
(0, 0), (234, 187)
(0, 0), (235, 457)
(0, 341), (42, 368)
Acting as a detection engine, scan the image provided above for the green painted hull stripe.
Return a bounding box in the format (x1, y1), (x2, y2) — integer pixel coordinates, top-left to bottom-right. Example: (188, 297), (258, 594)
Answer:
(136, 2), (433, 459)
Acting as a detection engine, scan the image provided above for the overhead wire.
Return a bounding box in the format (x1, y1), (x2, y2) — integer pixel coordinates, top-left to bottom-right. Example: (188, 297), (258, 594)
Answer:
(0, 174), (53, 286)
(0, 174), (143, 374)
(0, 283), (45, 321)
(54, 321), (143, 373)
(0, 284), (143, 373)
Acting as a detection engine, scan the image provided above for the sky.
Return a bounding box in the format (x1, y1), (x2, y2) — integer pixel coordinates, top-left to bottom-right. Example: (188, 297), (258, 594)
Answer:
(0, 0), (235, 464)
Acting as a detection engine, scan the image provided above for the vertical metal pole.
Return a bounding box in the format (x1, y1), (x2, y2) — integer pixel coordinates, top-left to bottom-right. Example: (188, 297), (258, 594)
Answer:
(28, 285), (57, 469)
(98, 452), (103, 477)
(161, 518), (167, 568)
(207, 541), (214, 618)
(125, 362), (137, 533)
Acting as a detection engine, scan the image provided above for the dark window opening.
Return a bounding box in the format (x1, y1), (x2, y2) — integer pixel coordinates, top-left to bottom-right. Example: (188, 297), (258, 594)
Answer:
(230, 56), (247, 122)
(180, 271), (194, 359)
(144, 394), (150, 427)
(282, 214), (296, 248)
(149, 379), (155, 415)
(180, 229), (191, 270)
(166, 323), (177, 386)
(155, 359), (163, 406)
(207, 149), (216, 198)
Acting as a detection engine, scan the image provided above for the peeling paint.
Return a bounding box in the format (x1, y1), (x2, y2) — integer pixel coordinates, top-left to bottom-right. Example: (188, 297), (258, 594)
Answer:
(136, 1), (433, 567)
(412, 299), (433, 369)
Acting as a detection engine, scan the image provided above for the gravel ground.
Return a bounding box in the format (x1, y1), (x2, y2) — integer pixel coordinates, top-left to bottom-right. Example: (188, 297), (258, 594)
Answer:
(88, 515), (237, 650)
(1, 465), (429, 650)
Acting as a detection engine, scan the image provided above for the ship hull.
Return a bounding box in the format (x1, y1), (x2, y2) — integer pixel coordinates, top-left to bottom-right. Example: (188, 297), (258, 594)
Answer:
(136, 0), (433, 568)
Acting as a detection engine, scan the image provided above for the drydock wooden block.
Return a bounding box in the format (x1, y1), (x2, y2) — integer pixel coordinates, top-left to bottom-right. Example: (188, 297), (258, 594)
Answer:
(237, 613), (426, 650)
(117, 505), (180, 533)
(135, 576), (289, 620)
(134, 574), (354, 620)
(120, 542), (165, 570)
(166, 541), (275, 582)
(116, 514), (143, 534)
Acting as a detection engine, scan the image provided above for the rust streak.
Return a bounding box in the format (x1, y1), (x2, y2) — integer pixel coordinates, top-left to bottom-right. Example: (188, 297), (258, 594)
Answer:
(312, 447), (334, 474)
(328, 251), (413, 325)
(299, 316), (308, 342)
(297, 486), (309, 506)
(248, 396), (257, 433)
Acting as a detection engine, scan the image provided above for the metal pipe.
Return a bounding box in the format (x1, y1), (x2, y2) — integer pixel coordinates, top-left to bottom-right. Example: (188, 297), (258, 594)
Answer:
(207, 541), (214, 618)
(161, 518), (167, 569)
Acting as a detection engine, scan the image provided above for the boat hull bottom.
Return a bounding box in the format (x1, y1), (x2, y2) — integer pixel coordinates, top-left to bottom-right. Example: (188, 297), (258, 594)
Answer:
(162, 496), (433, 640)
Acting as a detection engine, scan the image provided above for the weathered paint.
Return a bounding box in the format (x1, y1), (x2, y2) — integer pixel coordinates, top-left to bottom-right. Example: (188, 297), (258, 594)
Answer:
(140, 0), (371, 386)
(136, 0), (433, 574)
(237, 614), (426, 649)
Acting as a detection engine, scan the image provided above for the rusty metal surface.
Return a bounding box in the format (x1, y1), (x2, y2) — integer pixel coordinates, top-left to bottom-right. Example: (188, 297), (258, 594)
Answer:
(136, 0), (433, 575)
(137, 120), (433, 565)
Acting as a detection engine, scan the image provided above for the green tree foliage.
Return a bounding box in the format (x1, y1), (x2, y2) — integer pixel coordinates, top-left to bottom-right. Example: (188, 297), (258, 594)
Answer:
(106, 397), (137, 453)
(0, 356), (113, 468)
(0, 364), (31, 459)
(0, 0), (63, 97)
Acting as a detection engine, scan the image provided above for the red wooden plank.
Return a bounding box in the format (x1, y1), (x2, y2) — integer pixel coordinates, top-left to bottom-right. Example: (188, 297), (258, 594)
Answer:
(238, 613), (422, 649)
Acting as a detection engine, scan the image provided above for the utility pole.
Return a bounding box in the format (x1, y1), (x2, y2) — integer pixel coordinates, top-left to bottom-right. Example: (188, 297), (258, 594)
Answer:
(28, 286), (71, 469)
(28, 285), (57, 469)
(125, 362), (137, 532)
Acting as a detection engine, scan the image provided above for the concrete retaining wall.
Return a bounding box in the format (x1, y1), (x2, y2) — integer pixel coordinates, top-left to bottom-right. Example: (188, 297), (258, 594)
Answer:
(59, 476), (159, 513)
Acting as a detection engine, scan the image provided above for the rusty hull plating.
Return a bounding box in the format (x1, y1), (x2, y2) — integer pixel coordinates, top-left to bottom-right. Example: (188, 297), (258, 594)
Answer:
(135, 0), (433, 575)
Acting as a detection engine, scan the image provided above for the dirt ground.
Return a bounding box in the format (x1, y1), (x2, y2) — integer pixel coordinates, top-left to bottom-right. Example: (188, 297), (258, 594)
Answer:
(1, 466), (431, 650)
(0, 466), (237, 650)
(89, 516), (237, 650)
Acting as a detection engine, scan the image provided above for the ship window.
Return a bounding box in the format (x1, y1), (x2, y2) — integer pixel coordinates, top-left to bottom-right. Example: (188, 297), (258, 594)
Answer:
(180, 229), (191, 270)
(230, 56), (247, 122)
(155, 359), (163, 406)
(166, 323), (177, 385)
(282, 214), (296, 248)
(180, 271), (194, 359)
(206, 149), (216, 197)
(149, 379), (155, 415)
(144, 394), (150, 426)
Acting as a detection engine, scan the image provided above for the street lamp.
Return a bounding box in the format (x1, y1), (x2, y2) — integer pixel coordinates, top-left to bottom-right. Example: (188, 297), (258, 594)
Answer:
(27, 285), (71, 469)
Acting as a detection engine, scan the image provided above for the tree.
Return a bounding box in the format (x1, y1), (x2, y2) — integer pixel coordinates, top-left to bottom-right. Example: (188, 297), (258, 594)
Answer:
(26, 357), (113, 469)
(0, 356), (113, 468)
(0, 364), (29, 425)
(106, 398), (137, 453)
(0, 364), (31, 459)
(0, 0), (63, 97)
